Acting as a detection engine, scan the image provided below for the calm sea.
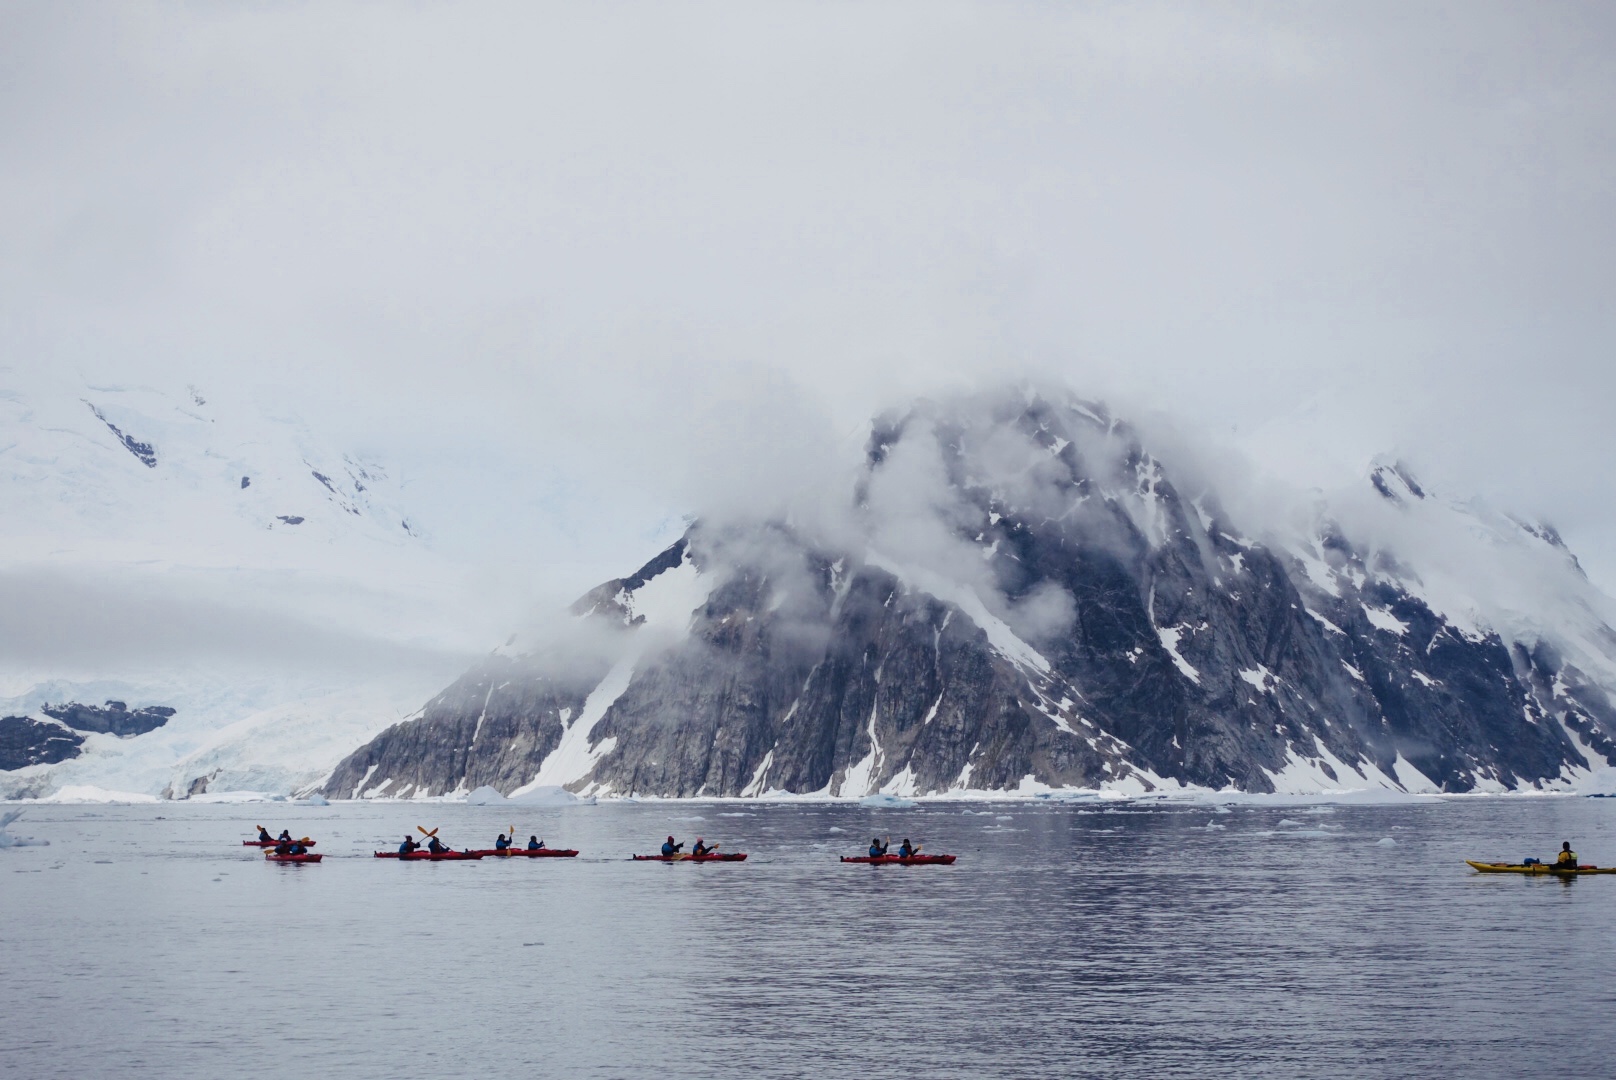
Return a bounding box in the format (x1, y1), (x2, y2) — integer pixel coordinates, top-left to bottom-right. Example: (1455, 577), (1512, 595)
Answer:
(3, 796), (1613, 1079)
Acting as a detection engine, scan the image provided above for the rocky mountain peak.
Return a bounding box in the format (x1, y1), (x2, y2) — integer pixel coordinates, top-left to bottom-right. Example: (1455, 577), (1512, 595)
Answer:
(323, 389), (1616, 801)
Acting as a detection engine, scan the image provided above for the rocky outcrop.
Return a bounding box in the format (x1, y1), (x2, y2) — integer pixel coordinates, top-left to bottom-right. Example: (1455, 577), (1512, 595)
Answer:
(42, 700), (176, 738)
(86, 402), (157, 467)
(325, 391), (1616, 799)
(0, 716), (84, 770)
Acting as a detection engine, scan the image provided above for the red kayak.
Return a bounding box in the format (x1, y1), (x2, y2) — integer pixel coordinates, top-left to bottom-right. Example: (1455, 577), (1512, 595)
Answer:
(244, 839), (316, 847)
(632, 853), (747, 862)
(470, 848), (579, 858)
(265, 852), (323, 863)
(841, 854), (956, 865)
(373, 850), (485, 860)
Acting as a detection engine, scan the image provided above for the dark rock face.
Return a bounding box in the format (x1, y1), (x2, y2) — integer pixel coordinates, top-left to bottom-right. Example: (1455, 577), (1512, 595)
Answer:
(0, 716), (84, 770)
(325, 392), (1616, 799)
(86, 402), (157, 467)
(324, 646), (614, 799)
(42, 701), (175, 738)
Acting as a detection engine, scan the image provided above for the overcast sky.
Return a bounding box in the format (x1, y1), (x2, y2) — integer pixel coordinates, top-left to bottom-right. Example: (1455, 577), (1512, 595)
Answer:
(5, 1), (1616, 599)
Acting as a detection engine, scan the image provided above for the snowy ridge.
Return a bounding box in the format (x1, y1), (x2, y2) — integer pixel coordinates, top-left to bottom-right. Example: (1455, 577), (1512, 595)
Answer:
(0, 366), (477, 801)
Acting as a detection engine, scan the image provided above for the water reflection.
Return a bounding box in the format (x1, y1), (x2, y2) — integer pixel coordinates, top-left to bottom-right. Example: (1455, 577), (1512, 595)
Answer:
(3, 798), (1615, 1078)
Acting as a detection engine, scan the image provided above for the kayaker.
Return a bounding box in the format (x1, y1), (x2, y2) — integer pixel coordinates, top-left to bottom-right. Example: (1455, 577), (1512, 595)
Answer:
(661, 836), (683, 856)
(274, 840), (293, 855)
(278, 830), (293, 843)
(691, 838), (714, 856)
(898, 838), (916, 858)
(526, 835), (545, 850)
(869, 837), (889, 858)
(494, 832), (511, 851)
(1557, 841), (1579, 869)
(427, 835), (449, 855)
(289, 840), (307, 856)
(257, 826), (274, 843)
(398, 835), (419, 855)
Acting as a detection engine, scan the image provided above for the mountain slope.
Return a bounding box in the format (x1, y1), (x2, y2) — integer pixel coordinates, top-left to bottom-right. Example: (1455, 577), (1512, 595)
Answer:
(326, 389), (1616, 798)
(0, 366), (469, 799)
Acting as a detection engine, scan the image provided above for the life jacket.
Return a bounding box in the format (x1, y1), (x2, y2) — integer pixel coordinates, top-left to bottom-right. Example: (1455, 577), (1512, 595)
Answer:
(898, 845), (914, 858)
(869, 844), (886, 857)
(495, 836), (509, 849)
(1558, 849), (1578, 865)
(399, 840), (416, 854)
(528, 840), (543, 850)
(661, 841), (679, 855)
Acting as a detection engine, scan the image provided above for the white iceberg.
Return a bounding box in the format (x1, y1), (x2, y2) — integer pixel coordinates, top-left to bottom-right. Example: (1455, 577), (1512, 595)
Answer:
(464, 785), (507, 805)
(859, 793), (917, 808)
(508, 785), (591, 806)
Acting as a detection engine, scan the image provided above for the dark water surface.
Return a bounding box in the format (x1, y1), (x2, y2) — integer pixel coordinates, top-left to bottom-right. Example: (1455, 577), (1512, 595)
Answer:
(3, 796), (1614, 1079)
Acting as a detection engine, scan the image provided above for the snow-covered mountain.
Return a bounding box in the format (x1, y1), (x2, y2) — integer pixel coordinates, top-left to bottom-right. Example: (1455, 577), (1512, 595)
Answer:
(326, 388), (1616, 799)
(10, 378), (1615, 801)
(0, 366), (471, 799)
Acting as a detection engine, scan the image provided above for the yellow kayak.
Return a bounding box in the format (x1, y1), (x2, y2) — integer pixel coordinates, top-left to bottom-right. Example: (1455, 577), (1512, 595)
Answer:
(1466, 860), (1616, 875)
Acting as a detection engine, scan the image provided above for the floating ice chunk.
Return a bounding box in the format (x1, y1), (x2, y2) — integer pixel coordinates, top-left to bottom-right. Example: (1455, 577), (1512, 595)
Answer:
(188, 790), (280, 804)
(0, 809), (49, 848)
(464, 785), (507, 805)
(508, 786), (590, 806)
(305, 794), (329, 806)
(1376, 837), (1397, 847)
(1277, 818), (1304, 827)
(860, 793), (917, 808)
(1205, 821), (1226, 830)
(827, 826), (845, 834)
(1213, 805), (1232, 814)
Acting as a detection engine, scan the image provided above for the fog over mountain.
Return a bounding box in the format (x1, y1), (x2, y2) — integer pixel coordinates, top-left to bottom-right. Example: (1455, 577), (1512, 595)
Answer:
(3, 3), (1615, 797)
(324, 388), (1616, 800)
